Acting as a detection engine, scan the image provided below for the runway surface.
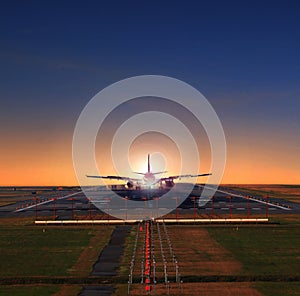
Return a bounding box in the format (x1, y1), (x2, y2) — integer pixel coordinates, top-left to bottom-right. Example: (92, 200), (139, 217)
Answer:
(91, 225), (131, 276)
(79, 225), (131, 296)
(0, 185), (299, 220)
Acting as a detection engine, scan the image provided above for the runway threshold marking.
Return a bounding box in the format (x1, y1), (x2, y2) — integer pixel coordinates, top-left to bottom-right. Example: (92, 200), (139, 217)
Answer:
(14, 191), (83, 213)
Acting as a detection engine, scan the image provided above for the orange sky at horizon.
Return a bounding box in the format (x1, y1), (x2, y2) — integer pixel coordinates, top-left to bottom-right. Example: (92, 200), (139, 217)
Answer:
(1, 127), (299, 186)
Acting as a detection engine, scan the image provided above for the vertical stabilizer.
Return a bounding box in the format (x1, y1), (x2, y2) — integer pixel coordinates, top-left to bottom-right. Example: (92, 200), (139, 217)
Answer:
(148, 154), (150, 173)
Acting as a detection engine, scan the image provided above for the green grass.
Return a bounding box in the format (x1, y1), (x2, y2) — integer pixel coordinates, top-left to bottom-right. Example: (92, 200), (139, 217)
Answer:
(119, 225), (138, 275)
(207, 223), (300, 277)
(253, 282), (300, 296)
(0, 226), (94, 277)
(208, 221), (300, 295)
(227, 185), (300, 203)
(0, 285), (59, 296)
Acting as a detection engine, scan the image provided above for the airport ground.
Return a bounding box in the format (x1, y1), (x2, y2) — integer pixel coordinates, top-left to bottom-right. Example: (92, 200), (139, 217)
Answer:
(0, 185), (299, 296)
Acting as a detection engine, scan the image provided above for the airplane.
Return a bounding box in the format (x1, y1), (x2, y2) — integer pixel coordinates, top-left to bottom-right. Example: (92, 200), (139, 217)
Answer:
(86, 154), (211, 190)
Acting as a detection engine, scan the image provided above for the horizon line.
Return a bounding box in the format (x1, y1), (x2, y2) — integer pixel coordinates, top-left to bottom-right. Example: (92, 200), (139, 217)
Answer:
(0, 183), (299, 187)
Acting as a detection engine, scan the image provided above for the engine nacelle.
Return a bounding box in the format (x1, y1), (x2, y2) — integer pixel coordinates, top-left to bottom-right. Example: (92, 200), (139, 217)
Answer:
(165, 180), (175, 187)
(127, 181), (134, 188)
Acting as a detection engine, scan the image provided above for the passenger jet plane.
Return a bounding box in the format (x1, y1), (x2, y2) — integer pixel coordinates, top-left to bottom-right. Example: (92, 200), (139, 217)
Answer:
(86, 154), (211, 189)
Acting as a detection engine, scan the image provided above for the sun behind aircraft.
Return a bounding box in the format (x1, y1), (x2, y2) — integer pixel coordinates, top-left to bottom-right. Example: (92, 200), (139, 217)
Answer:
(86, 154), (211, 189)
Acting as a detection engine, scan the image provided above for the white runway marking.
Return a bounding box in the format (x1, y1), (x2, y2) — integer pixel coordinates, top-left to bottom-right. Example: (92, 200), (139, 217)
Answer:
(198, 185), (291, 210)
(15, 191), (83, 213)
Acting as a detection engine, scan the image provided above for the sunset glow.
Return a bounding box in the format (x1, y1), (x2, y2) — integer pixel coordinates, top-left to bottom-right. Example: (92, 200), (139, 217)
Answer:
(1, 127), (299, 186)
(0, 2), (299, 186)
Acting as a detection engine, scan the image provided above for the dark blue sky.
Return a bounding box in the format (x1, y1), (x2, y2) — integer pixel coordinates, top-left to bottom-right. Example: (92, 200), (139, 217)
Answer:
(1, 0), (299, 184)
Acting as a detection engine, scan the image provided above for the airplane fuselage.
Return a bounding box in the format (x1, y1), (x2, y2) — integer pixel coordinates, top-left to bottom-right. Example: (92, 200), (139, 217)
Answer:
(143, 172), (156, 186)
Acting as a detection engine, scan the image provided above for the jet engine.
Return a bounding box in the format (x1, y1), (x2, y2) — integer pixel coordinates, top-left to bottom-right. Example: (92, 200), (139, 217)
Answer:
(127, 181), (134, 188)
(165, 180), (175, 187)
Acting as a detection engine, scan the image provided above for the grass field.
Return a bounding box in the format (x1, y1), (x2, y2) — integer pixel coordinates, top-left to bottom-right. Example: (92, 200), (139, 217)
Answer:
(0, 285), (83, 296)
(207, 223), (300, 277)
(0, 220), (113, 295)
(0, 286), (59, 296)
(206, 217), (300, 296)
(0, 227), (94, 277)
(0, 188), (76, 207)
(227, 184), (300, 203)
(253, 282), (300, 296)
(0, 192), (34, 206)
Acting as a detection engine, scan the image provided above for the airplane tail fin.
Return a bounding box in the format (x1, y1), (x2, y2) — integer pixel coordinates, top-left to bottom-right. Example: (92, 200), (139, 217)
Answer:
(148, 154), (150, 173)
(133, 154), (167, 176)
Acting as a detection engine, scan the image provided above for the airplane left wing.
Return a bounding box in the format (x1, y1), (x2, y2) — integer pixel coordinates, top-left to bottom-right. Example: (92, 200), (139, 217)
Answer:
(86, 175), (141, 182)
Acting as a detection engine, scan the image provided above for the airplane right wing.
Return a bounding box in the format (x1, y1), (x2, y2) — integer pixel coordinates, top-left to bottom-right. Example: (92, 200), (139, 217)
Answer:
(159, 173), (212, 182)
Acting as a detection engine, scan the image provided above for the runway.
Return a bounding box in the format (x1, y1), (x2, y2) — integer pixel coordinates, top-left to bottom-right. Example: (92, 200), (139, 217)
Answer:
(1, 185), (299, 220)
